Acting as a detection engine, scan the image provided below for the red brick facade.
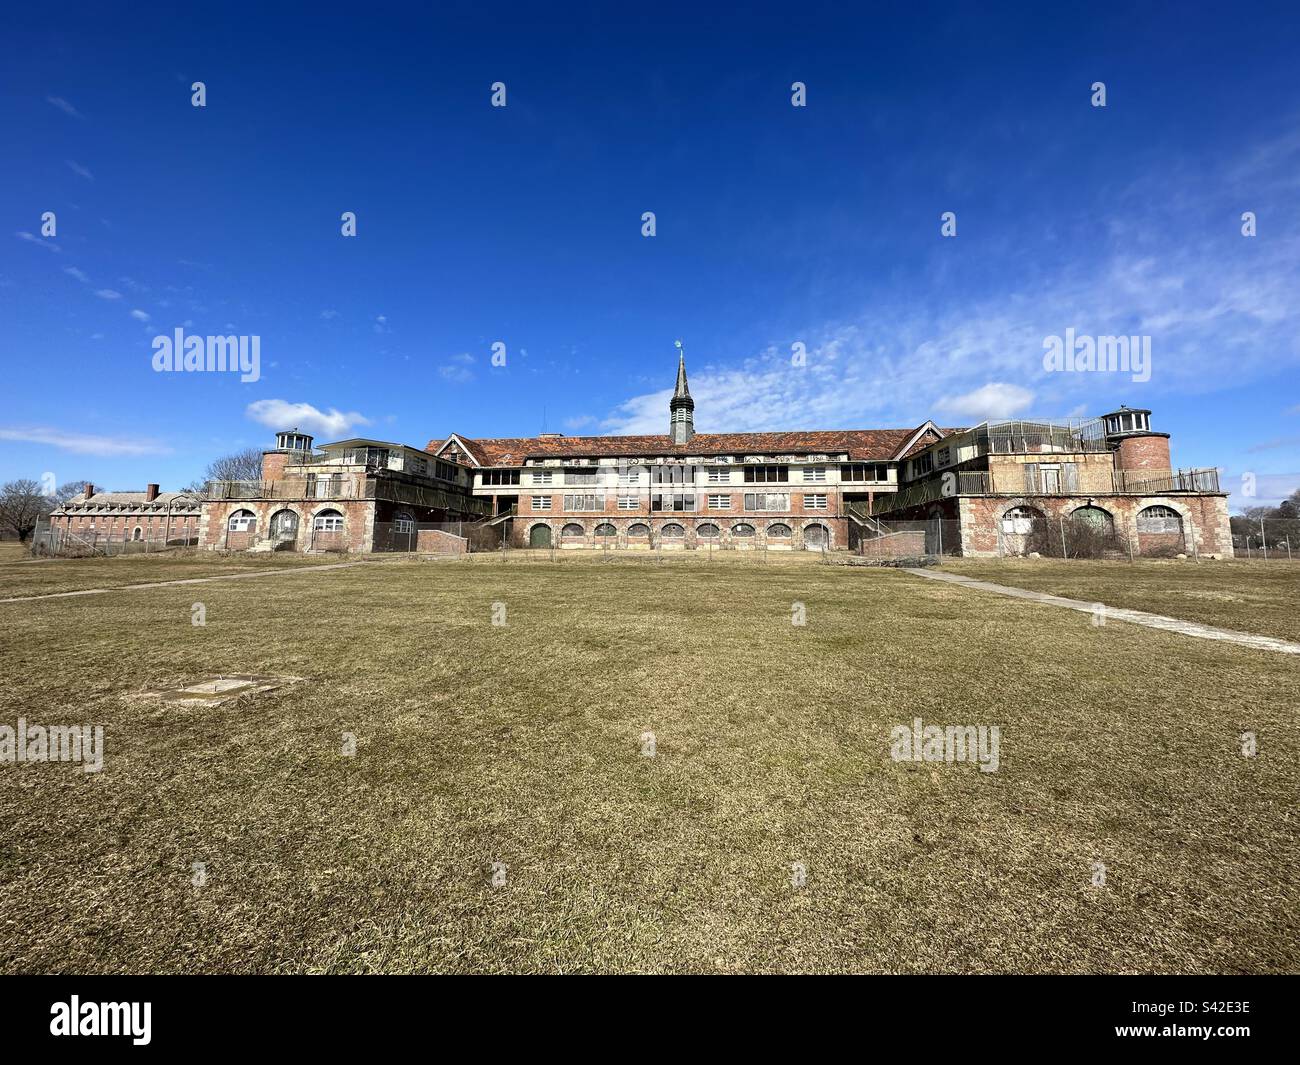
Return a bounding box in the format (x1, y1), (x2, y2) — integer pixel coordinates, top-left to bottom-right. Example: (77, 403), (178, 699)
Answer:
(956, 493), (1233, 558)
(1114, 434), (1172, 471)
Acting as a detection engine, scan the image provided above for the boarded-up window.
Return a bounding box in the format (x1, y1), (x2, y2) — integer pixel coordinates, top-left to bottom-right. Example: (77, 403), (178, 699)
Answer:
(1024, 463), (1040, 494)
(1061, 463), (1079, 493)
(1137, 505), (1181, 533)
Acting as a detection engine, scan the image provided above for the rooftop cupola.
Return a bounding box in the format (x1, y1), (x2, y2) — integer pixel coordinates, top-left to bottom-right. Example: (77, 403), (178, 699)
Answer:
(669, 340), (695, 444)
(1100, 406), (1153, 439)
(275, 428), (315, 453)
(1101, 406), (1171, 472)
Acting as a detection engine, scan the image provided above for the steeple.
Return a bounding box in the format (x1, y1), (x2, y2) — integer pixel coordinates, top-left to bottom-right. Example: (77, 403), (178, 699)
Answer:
(669, 340), (695, 443)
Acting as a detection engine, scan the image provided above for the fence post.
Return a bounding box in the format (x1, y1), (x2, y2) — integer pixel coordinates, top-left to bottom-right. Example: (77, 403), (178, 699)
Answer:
(1260, 518), (1268, 560)
(1059, 516), (1067, 558)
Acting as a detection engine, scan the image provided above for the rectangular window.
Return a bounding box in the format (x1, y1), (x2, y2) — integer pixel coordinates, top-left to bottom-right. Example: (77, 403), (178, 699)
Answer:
(651, 465), (690, 486)
(483, 470), (521, 486)
(564, 469), (598, 486)
(912, 453), (934, 477)
(617, 496), (639, 510)
(706, 467), (731, 484)
(936, 446), (951, 467)
(743, 493), (789, 512)
(531, 471), (553, 486)
(651, 493), (695, 512)
(313, 515), (343, 532)
(802, 466), (826, 482)
(617, 466), (640, 486)
(531, 495), (552, 511)
(805, 494), (827, 510)
(744, 465), (788, 484)
(707, 494), (730, 509)
(394, 517), (415, 533)
(563, 494), (601, 511)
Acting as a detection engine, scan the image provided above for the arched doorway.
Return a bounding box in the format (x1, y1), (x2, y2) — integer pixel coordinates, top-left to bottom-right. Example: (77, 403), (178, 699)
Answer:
(529, 524), (552, 548)
(803, 522), (829, 550)
(269, 509), (299, 547)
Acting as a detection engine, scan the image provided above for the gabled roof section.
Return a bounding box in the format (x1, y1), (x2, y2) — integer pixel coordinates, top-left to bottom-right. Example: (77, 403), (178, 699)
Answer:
(429, 433), (484, 467)
(893, 420), (957, 459)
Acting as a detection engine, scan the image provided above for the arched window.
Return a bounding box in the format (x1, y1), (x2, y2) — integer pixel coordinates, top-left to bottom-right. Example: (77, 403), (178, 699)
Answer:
(132, 526), (143, 541)
(1071, 505), (1114, 532)
(1137, 505), (1182, 533)
(392, 509), (415, 534)
(1001, 505), (1043, 535)
(627, 523), (650, 538)
(767, 523), (792, 538)
(697, 522), (720, 538)
(313, 509), (344, 532)
(227, 509), (256, 531)
(561, 522), (585, 538)
(594, 522), (616, 538)
(804, 522), (829, 547)
(732, 523), (755, 537)
(661, 523), (685, 538)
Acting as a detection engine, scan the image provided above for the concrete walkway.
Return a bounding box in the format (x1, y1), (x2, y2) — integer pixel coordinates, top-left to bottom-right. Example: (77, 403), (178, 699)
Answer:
(905, 568), (1300, 656)
(0, 560), (378, 604)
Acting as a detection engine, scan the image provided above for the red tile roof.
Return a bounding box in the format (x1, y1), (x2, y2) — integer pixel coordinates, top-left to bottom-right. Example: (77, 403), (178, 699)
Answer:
(428, 427), (952, 467)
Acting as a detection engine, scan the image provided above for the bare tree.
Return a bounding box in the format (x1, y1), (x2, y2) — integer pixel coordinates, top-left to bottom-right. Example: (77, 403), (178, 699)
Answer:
(0, 479), (52, 542)
(186, 447), (265, 491)
(53, 480), (90, 505)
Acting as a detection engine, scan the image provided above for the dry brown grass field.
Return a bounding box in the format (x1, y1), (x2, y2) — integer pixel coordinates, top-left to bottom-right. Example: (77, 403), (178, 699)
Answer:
(941, 557), (1300, 643)
(0, 553), (1296, 973)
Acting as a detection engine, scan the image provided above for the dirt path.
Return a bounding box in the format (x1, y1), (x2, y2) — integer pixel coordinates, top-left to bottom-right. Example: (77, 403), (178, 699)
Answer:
(906, 568), (1300, 656)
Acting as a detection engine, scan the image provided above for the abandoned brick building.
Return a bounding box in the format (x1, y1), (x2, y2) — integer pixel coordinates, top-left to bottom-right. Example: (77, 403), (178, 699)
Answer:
(198, 350), (1232, 557)
(423, 351), (1233, 557)
(48, 483), (201, 547)
(199, 429), (490, 553)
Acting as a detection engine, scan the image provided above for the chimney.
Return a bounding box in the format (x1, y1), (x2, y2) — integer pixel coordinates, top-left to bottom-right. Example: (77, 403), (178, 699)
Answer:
(145, 483), (160, 502)
(83, 483), (94, 500)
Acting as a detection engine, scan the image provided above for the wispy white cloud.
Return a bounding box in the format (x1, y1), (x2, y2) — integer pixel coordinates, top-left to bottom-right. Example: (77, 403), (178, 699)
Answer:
(16, 231), (59, 252)
(598, 125), (1300, 438)
(935, 383), (1034, 421)
(0, 426), (171, 457)
(95, 288), (122, 300)
(45, 96), (84, 119)
(66, 160), (94, 181)
(245, 399), (372, 438)
(129, 309), (150, 321)
(63, 266), (90, 282)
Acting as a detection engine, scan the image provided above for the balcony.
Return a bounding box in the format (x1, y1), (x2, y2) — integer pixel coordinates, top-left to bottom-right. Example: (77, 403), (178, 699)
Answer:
(872, 466), (1220, 515)
(205, 477), (365, 500)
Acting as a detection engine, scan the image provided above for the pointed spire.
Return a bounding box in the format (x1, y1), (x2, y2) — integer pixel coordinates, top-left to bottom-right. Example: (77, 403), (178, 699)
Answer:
(673, 340), (691, 400)
(669, 340), (695, 443)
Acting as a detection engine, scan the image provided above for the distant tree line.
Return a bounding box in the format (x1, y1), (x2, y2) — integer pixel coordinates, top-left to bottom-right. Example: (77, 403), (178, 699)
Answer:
(1231, 489), (1300, 550)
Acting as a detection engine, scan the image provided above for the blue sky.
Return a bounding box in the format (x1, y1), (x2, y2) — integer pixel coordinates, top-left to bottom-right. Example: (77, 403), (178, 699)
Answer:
(2, 1), (1298, 510)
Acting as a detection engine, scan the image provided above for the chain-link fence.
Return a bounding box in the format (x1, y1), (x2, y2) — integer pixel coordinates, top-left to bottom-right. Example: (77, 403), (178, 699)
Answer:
(29, 518), (200, 557)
